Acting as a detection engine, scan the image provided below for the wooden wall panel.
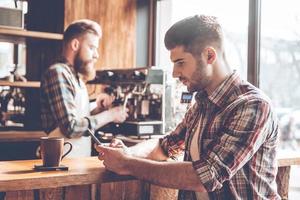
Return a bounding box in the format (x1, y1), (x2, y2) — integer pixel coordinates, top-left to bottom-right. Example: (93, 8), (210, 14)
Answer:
(5, 190), (34, 200)
(150, 185), (178, 200)
(38, 188), (64, 200)
(100, 181), (144, 200)
(64, 0), (137, 70)
(65, 185), (91, 200)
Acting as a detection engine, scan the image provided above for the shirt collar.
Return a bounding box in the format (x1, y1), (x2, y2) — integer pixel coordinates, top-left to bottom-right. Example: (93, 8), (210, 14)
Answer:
(195, 71), (241, 107)
(59, 57), (82, 86)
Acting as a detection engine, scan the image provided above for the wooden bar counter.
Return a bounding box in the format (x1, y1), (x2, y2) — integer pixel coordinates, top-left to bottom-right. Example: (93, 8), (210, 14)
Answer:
(0, 157), (145, 200)
(0, 157), (134, 191)
(0, 154), (300, 200)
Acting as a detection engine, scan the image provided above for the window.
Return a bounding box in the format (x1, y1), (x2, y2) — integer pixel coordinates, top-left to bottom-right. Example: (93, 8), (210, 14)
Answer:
(0, 0), (27, 79)
(155, 1), (300, 198)
(0, 42), (26, 79)
(156, 0), (249, 131)
(260, 0), (300, 151)
(0, 43), (14, 79)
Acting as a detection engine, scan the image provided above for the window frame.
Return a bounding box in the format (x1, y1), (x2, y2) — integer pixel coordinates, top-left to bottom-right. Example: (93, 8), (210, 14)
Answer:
(248, 0), (261, 87)
(151, 0), (262, 87)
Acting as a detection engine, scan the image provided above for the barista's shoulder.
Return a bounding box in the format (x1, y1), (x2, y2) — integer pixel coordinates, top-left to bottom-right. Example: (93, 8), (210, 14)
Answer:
(47, 63), (70, 73)
(42, 63), (72, 81)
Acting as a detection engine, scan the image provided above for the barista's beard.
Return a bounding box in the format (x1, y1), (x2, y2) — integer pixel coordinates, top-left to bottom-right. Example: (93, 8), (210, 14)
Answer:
(74, 54), (96, 81)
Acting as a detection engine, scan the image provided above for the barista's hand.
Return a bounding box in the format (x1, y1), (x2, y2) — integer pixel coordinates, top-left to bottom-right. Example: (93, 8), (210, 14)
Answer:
(96, 93), (115, 110)
(109, 106), (129, 123)
(96, 145), (131, 175)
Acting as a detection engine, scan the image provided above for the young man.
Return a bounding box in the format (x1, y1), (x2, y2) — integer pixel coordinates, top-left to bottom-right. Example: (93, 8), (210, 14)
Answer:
(41, 19), (128, 157)
(96, 15), (280, 199)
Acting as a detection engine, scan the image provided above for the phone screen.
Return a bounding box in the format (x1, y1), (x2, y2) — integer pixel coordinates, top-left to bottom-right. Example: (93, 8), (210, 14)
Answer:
(87, 129), (102, 145)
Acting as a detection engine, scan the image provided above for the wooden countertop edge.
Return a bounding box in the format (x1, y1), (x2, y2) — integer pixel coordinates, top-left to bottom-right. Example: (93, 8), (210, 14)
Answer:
(0, 157), (135, 191)
(277, 156), (300, 167)
(0, 171), (135, 191)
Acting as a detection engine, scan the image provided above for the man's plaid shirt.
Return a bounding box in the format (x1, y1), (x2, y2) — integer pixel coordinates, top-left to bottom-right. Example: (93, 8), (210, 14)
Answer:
(161, 72), (280, 200)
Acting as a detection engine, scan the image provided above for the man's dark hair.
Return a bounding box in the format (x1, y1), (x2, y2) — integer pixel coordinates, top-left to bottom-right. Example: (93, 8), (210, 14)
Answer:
(63, 19), (102, 45)
(164, 15), (223, 56)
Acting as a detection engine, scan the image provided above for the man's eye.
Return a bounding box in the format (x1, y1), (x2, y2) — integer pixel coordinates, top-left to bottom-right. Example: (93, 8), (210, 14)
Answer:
(90, 46), (97, 50)
(176, 61), (184, 66)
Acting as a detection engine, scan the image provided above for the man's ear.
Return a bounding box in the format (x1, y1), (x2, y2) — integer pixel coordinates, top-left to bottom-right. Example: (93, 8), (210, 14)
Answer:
(204, 47), (216, 64)
(70, 38), (80, 52)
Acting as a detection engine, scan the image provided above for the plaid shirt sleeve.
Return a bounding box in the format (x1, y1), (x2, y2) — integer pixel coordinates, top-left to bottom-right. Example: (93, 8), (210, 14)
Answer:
(43, 66), (89, 138)
(160, 121), (186, 158)
(160, 105), (197, 158)
(192, 98), (275, 191)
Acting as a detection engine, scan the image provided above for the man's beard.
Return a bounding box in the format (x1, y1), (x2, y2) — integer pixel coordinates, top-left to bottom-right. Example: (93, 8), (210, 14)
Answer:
(74, 54), (96, 81)
(186, 59), (209, 93)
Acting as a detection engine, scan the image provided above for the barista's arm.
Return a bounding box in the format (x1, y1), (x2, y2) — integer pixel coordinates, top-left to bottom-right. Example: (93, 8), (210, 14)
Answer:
(88, 106), (128, 130)
(90, 93), (115, 115)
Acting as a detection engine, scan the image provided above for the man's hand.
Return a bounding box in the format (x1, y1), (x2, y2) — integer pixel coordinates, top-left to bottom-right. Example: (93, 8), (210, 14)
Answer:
(96, 145), (131, 175)
(110, 138), (127, 148)
(109, 138), (132, 155)
(96, 93), (115, 110)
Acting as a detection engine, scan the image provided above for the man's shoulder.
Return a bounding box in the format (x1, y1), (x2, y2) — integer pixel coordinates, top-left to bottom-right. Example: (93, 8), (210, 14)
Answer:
(233, 91), (272, 112)
(243, 84), (272, 105)
(231, 80), (271, 104)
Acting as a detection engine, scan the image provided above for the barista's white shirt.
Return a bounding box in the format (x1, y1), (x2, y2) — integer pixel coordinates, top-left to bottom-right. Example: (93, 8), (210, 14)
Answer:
(48, 79), (91, 158)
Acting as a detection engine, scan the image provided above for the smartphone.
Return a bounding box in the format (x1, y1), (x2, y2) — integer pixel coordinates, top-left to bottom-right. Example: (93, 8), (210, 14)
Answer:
(87, 128), (102, 145)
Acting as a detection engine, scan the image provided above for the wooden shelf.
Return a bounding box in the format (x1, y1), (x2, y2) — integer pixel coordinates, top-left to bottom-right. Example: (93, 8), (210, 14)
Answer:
(0, 131), (46, 142)
(0, 27), (63, 40)
(0, 81), (40, 88)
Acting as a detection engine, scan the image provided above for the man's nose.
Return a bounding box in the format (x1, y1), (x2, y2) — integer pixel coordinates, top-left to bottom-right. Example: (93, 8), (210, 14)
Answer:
(172, 66), (180, 78)
(94, 51), (99, 59)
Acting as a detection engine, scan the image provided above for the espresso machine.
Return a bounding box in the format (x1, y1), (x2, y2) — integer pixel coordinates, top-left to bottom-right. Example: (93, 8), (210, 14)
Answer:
(89, 67), (165, 137)
(0, 87), (26, 129)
